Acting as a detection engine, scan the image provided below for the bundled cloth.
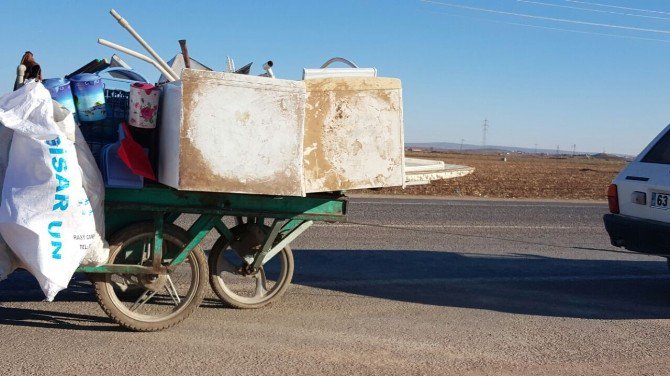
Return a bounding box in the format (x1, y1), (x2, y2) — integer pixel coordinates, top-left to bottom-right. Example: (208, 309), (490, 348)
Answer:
(0, 80), (108, 300)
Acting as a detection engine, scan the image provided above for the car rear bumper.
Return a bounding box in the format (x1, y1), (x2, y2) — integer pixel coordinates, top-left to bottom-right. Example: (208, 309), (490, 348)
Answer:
(603, 214), (670, 255)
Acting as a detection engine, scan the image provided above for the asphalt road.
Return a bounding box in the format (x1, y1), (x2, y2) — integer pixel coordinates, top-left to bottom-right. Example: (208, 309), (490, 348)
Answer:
(1, 196), (670, 375)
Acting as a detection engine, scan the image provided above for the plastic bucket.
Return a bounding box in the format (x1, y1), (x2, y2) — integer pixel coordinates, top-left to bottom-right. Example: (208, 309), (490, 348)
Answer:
(69, 73), (107, 122)
(42, 78), (77, 117)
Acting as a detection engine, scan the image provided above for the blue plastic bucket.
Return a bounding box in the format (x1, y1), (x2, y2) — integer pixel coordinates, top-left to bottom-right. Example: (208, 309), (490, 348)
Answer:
(69, 73), (107, 121)
(42, 78), (77, 117)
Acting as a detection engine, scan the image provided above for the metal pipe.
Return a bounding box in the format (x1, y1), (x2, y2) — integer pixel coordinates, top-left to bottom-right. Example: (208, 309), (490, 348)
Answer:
(320, 57), (359, 69)
(226, 56), (235, 73)
(14, 64), (26, 90)
(179, 40), (191, 69)
(261, 221), (313, 265)
(262, 60), (274, 78)
(109, 9), (179, 81)
(98, 39), (176, 81)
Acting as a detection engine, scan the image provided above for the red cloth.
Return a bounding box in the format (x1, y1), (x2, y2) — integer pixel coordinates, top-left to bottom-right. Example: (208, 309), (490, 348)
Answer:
(117, 122), (156, 181)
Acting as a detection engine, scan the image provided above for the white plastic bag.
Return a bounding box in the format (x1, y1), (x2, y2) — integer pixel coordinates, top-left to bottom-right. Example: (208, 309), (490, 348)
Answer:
(0, 121), (11, 188)
(0, 236), (20, 281)
(0, 111), (19, 281)
(0, 81), (100, 300)
(52, 101), (108, 266)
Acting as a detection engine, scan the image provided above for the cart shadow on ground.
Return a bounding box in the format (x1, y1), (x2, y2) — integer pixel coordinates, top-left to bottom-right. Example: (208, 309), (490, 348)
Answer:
(0, 272), (121, 331)
(290, 249), (670, 320)
(2, 249), (670, 329)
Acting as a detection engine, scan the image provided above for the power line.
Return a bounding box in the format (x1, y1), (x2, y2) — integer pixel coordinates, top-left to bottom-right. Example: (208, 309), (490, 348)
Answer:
(482, 119), (489, 148)
(517, 0), (670, 21)
(423, 9), (670, 43)
(421, 0), (670, 35)
(564, 0), (670, 16)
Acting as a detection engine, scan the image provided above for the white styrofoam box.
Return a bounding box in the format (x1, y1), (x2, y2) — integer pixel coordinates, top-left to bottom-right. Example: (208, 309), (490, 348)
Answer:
(303, 77), (405, 192)
(158, 69), (307, 196)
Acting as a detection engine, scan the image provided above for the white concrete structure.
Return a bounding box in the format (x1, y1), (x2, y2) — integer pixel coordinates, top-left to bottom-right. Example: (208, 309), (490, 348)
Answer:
(404, 158), (474, 185)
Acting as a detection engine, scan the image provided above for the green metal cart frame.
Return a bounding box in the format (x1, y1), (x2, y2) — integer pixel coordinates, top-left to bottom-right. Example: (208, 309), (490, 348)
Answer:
(77, 186), (347, 331)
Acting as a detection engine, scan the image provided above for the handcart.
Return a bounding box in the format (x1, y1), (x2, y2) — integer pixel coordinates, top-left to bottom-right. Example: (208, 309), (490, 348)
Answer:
(77, 186), (347, 331)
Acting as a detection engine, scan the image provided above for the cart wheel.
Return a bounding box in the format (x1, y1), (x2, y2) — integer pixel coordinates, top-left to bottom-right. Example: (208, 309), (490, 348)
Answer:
(208, 226), (294, 309)
(94, 222), (208, 332)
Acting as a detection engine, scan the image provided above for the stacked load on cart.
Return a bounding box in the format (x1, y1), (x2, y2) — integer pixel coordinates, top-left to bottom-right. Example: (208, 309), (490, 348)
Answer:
(40, 9), (407, 197)
(0, 8), (405, 304)
(159, 69), (404, 196)
(0, 9), (472, 331)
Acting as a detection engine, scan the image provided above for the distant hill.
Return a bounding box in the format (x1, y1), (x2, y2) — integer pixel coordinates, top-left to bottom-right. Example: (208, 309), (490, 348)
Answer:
(405, 142), (633, 159)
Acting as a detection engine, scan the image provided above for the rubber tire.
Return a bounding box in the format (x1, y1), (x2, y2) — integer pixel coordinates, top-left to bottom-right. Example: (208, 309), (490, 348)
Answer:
(94, 222), (208, 332)
(208, 228), (294, 309)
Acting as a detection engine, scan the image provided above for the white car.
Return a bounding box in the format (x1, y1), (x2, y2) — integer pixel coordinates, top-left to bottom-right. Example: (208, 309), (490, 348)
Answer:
(604, 124), (670, 256)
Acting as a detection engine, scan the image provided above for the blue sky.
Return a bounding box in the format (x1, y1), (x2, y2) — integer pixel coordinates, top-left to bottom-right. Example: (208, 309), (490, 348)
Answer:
(2, 0), (670, 155)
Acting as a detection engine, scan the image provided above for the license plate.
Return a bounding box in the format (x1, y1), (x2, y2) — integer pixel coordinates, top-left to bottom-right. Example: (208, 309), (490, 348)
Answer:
(651, 192), (670, 209)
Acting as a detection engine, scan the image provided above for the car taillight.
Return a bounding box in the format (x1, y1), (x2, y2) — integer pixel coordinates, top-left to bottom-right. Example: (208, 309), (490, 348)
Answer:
(607, 184), (619, 214)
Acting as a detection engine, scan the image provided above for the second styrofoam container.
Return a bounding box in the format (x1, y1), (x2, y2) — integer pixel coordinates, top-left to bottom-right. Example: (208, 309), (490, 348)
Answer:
(303, 77), (405, 192)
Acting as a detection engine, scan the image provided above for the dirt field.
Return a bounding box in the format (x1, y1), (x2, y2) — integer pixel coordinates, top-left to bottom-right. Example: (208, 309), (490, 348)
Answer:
(374, 151), (629, 201)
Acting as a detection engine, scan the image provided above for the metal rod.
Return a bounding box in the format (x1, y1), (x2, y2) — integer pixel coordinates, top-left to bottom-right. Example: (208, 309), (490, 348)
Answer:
(214, 219), (235, 242)
(165, 275), (182, 304)
(187, 215), (216, 238)
(109, 9), (179, 81)
(262, 61), (274, 78)
(76, 264), (169, 274)
(98, 39), (176, 81)
(164, 212), (181, 224)
(106, 203), (346, 222)
(153, 213), (164, 270)
(320, 57), (359, 69)
(261, 221), (313, 265)
(170, 215), (219, 266)
(252, 219), (285, 269)
(179, 40), (191, 69)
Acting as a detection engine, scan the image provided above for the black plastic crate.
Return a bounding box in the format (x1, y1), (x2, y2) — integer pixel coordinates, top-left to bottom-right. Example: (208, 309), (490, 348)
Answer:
(80, 88), (129, 162)
(104, 88), (129, 121)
